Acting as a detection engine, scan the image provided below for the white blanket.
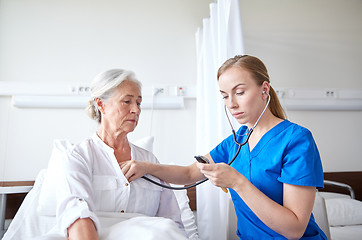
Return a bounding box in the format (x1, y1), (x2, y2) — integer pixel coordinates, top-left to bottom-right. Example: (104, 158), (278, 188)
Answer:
(18, 214), (188, 240)
(99, 213), (188, 240)
(14, 214), (188, 240)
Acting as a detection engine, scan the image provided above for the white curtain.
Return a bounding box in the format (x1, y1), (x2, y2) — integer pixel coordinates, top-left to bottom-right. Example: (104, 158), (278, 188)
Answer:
(195, 0), (244, 239)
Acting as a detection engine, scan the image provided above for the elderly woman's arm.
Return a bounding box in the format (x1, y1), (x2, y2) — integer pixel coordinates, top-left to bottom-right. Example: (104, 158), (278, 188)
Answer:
(68, 218), (98, 240)
(49, 142), (100, 239)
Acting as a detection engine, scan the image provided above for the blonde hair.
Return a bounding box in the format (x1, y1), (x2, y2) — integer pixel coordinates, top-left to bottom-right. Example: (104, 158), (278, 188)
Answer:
(217, 55), (286, 120)
(86, 69), (142, 123)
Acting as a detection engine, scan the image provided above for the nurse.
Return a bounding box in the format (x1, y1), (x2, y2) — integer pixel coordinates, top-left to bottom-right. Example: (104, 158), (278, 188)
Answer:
(121, 55), (328, 239)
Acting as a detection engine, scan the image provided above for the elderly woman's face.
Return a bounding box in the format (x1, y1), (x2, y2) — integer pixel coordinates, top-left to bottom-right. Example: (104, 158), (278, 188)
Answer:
(101, 80), (142, 134)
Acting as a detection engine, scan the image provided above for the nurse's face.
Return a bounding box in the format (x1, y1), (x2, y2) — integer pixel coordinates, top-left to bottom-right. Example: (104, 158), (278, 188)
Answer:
(218, 66), (265, 127)
(101, 80), (142, 134)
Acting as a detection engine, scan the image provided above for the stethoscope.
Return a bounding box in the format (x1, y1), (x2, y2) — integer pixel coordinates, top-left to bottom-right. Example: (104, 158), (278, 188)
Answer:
(141, 92), (271, 190)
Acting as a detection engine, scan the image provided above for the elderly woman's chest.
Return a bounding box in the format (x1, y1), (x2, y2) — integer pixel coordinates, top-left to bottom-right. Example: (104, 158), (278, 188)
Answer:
(90, 160), (162, 216)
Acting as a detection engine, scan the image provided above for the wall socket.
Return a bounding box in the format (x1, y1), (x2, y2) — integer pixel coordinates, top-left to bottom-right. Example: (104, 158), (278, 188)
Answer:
(70, 85), (91, 95)
(325, 90), (336, 98)
(152, 85), (186, 97)
(152, 85), (168, 96)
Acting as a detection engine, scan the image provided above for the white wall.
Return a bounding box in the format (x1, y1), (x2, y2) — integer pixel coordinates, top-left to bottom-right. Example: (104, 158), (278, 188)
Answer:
(0, 0), (213, 181)
(239, 0), (362, 172)
(1, 0), (361, 181)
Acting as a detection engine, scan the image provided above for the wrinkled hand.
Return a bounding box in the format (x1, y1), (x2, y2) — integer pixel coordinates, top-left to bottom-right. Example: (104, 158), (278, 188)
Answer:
(196, 162), (242, 190)
(119, 160), (149, 182)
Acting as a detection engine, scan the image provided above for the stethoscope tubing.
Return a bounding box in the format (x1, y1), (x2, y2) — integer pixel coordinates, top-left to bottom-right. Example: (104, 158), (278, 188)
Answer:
(141, 93), (270, 190)
(141, 175), (208, 190)
(141, 126), (249, 190)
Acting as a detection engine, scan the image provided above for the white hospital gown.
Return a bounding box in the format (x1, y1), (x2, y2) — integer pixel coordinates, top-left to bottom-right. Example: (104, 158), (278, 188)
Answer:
(3, 134), (185, 239)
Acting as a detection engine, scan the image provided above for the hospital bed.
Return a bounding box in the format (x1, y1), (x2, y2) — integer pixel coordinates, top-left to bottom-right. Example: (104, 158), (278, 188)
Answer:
(315, 180), (362, 240)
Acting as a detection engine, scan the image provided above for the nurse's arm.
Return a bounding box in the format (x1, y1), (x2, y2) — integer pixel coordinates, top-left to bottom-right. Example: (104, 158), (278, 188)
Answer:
(121, 157), (206, 185)
(234, 180), (315, 240)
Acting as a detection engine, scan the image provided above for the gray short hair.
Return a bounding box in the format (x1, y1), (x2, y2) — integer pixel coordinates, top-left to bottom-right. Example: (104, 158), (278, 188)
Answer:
(87, 69), (142, 123)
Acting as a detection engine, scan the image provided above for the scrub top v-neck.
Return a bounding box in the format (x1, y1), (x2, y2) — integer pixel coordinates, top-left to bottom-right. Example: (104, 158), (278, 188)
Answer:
(210, 120), (327, 240)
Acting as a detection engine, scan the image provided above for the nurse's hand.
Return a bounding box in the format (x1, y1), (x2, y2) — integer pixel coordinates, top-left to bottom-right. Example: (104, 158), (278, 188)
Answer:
(120, 160), (150, 182)
(196, 162), (245, 190)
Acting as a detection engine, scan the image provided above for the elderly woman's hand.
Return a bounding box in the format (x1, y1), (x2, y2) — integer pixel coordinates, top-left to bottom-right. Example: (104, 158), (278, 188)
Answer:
(119, 160), (150, 182)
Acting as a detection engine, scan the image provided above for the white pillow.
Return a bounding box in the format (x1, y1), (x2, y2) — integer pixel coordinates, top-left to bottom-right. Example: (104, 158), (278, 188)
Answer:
(325, 198), (362, 226)
(319, 192), (351, 199)
(132, 136), (154, 152)
(37, 139), (72, 216)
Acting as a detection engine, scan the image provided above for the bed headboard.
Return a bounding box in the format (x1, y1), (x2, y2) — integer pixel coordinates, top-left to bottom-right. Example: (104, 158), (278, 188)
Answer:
(1, 181), (34, 219)
(322, 171), (362, 201)
(186, 187), (197, 211)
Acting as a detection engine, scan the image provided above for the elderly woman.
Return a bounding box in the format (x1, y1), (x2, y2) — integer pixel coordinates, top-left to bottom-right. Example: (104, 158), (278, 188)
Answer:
(3, 69), (186, 240)
(63, 69), (183, 238)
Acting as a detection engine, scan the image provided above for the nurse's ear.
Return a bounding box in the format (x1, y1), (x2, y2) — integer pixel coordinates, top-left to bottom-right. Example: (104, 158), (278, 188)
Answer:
(95, 98), (105, 114)
(261, 81), (270, 99)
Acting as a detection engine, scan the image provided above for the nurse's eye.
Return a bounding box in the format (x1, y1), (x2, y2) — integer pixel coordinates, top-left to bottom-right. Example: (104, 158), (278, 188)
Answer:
(222, 95), (229, 100)
(236, 91), (244, 96)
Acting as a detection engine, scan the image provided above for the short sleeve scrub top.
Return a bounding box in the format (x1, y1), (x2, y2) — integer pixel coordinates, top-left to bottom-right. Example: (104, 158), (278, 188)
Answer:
(210, 120), (327, 240)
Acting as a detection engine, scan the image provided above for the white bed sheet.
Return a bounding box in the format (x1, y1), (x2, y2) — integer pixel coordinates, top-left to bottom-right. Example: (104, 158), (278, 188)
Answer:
(329, 225), (362, 240)
(319, 192), (362, 240)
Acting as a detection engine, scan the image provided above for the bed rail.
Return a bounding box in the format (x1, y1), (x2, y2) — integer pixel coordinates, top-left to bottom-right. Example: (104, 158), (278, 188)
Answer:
(323, 180), (355, 199)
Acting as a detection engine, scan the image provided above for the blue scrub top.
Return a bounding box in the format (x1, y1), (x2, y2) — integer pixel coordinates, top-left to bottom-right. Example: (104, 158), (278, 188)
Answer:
(210, 120), (327, 240)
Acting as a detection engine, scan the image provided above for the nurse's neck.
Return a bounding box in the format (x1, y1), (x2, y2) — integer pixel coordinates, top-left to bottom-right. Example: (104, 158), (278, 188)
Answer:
(249, 110), (281, 136)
